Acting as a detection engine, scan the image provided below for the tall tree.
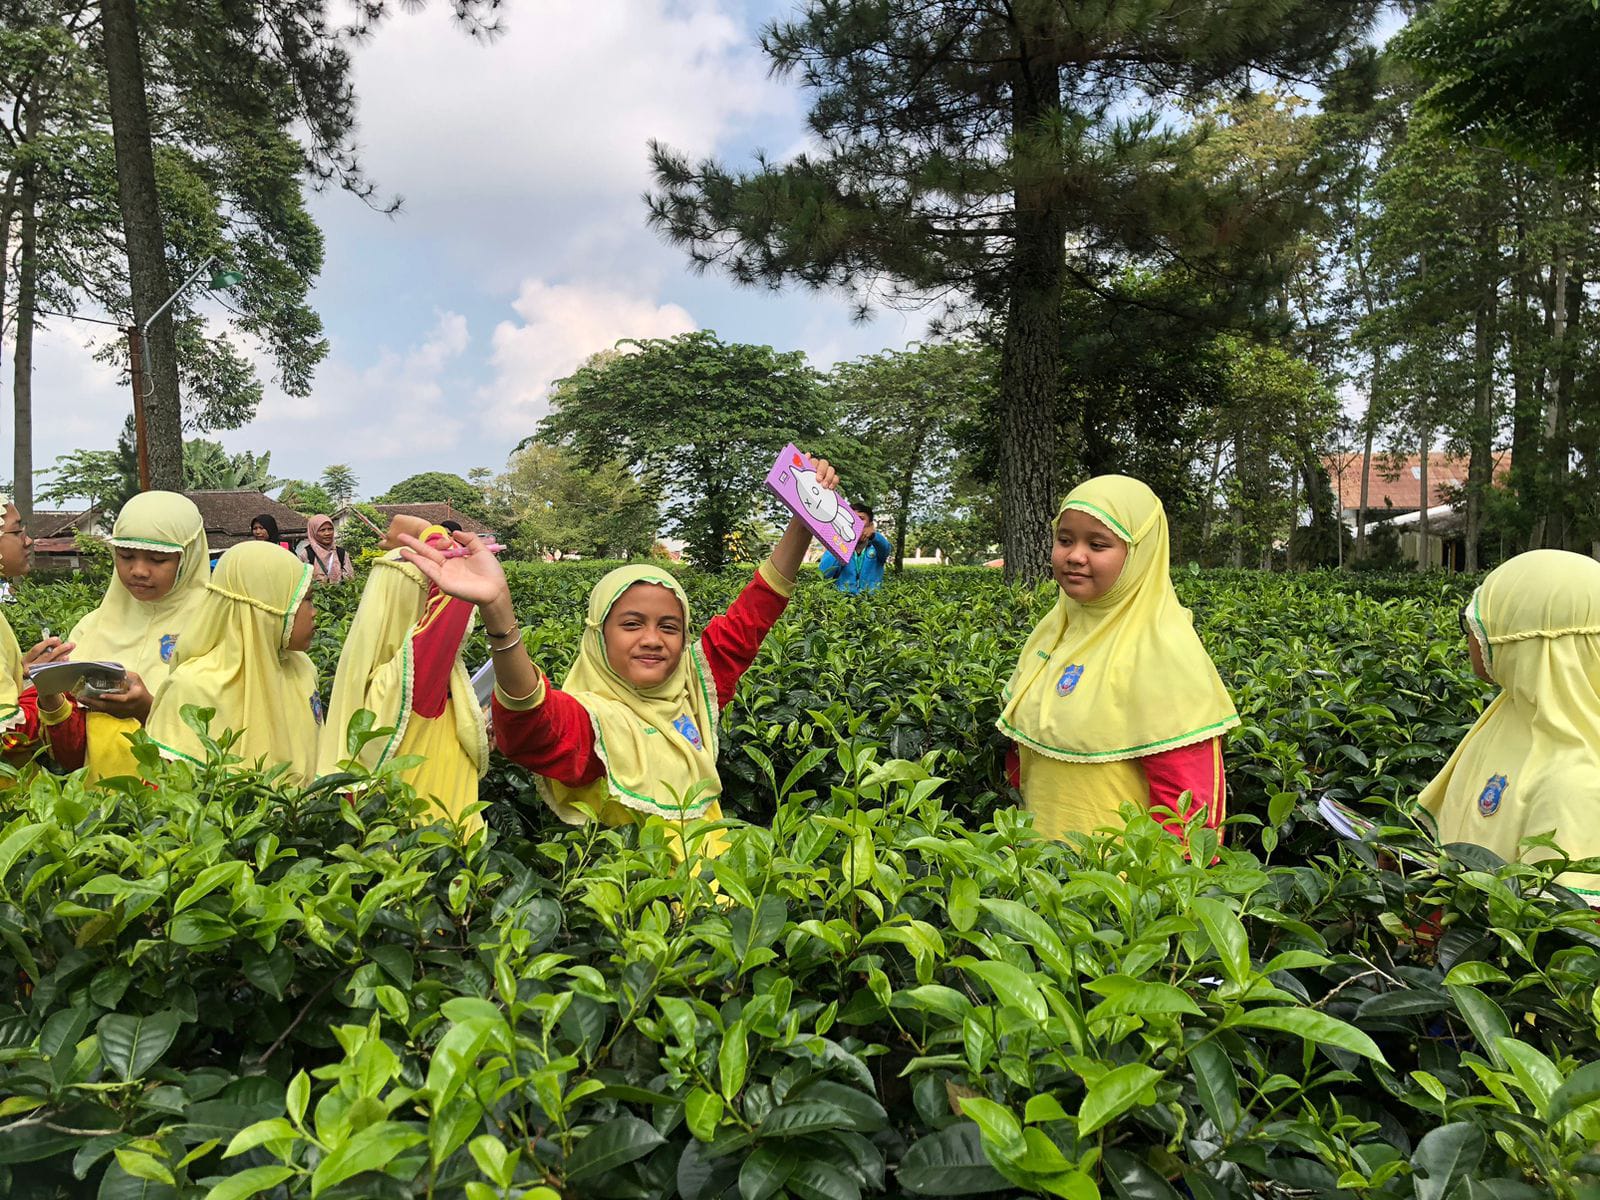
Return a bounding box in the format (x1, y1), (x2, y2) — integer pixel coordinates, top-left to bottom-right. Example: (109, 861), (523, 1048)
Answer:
(320, 463), (358, 507)
(827, 341), (993, 572)
(378, 472), (490, 521)
(494, 443), (657, 561)
(647, 0), (1380, 580)
(538, 331), (862, 570)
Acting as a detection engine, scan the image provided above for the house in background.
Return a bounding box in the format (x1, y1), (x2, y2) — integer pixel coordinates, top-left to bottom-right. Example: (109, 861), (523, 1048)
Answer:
(1324, 451), (1512, 569)
(28, 508), (107, 573)
(185, 490), (308, 552)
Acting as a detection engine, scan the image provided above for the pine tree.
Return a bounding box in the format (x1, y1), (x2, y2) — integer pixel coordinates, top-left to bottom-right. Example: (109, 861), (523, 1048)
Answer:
(647, 0), (1381, 579)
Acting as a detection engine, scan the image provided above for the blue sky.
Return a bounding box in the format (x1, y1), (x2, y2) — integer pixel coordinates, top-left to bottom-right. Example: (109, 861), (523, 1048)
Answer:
(31, 0), (929, 503)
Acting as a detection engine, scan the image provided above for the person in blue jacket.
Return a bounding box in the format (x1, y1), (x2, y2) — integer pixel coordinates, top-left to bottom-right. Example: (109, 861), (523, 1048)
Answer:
(819, 508), (893, 594)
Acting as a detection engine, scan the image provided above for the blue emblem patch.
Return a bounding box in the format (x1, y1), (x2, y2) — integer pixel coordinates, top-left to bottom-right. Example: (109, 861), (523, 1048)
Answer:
(1056, 664), (1085, 696)
(1478, 773), (1508, 817)
(672, 714), (703, 750)
(159, 633), (178, 663)
(310, 693), (325, 726)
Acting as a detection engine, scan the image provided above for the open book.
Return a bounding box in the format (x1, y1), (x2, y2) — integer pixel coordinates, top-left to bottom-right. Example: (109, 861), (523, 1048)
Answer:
(27, 660), (127, 697)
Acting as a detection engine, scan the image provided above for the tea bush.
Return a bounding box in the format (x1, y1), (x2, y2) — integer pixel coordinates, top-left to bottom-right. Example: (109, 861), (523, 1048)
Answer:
(9, 565), (1586, 1200)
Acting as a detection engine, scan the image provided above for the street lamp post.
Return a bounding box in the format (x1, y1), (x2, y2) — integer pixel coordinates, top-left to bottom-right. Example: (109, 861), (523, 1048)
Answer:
(124, 255), (244, 490)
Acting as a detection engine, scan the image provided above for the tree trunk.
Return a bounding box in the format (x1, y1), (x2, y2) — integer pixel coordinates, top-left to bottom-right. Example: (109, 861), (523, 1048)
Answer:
(1417, 427), (1431, 570)
(1199, 439), (1223, 558)
(996, 32), (1063, 584)
(101, 0), (183, 490)
(13, 160), (39, 525)
(1230, 430), (1247, 568)
(1551, 263), (1583, 550)
(1465, 221), (1499, 573)
(892, 435), (923, 575)
(0, 170), (17, 406)
(1285, 460), (1298, 571)
(1508, 177), (1539, 534)
(1531, 238), (1570, 550)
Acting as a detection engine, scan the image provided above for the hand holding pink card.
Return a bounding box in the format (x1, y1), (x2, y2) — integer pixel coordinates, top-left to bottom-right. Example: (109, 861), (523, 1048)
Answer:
(765, 443), (863, 560)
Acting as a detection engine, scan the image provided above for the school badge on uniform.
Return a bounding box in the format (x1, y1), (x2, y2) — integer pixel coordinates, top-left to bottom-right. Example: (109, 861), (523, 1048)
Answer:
(310, 693), (325, 726)
(672, 714), (704, 750)
(1478, 773), (1508, 817)
(1056, 664), (1085, 696)
(159, 633), (178, 663)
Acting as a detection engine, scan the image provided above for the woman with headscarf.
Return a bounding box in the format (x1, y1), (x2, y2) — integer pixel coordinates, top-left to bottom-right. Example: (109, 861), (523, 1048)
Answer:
(998, 475), (1240, 842)
(318, 517), (486, 829)
(145, 540), (322, 782)
(299, 514), (351, 585)
(251, 514), (290, 551)
(44, 492), (211, 781)
(1421, 549), (1600, 900)
(398, 457), (846, 860)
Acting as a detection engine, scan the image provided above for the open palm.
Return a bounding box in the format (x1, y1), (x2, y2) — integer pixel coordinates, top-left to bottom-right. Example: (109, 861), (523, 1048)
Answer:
(398, 532), (508, 608)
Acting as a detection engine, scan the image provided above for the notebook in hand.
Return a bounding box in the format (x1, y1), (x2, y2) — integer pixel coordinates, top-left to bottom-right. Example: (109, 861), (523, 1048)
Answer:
(27, 660), (127, 697)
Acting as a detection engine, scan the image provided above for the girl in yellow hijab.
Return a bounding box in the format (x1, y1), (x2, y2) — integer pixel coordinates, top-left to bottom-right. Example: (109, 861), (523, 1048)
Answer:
(398, 456), (847, 859)
(145, 541), (322, 782)
(999, 475), (1240, 842)
(1420, 549), (1600, 900)
(44, 491), (210, 782)
(318, 530), (488, 831)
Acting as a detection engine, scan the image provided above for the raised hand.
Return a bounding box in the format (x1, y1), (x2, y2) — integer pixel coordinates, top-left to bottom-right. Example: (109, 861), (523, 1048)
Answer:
(398, 531), (511, 610)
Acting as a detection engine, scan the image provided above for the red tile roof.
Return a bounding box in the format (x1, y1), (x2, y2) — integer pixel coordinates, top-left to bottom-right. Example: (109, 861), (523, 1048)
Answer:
(1325, 452), (1511, 514)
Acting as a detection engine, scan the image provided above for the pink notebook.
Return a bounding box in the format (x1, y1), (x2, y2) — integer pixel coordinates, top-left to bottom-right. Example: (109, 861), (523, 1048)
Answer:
(765, 444), (863, 561)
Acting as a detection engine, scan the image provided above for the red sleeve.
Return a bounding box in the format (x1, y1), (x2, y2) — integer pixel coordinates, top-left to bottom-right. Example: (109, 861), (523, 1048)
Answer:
(699, 568), (790, 708)
(41, 696), (86, 772)
(1139, 737), (1226, 839)
(491, 676), (605, 788)
(410, 587), (475, 719)
(4, 688), (87, 770)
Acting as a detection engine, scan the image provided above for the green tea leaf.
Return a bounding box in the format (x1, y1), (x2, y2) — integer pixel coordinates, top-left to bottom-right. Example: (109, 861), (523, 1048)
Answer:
(1411, 1122), (1485, 1200)
(563, 1115), (666, 1182)
(738, 1146), (795, 1200)
(897, 1124), (1009, 1195)
(1191, 897), (1250, 984)
(98, 1012), (180, 1082)
(1227, 1006), (1386, 1063)
(1078, 1063), (1162, 1136)
(201, 1165), (296, 1200)
(310, 1122), (424, 1196)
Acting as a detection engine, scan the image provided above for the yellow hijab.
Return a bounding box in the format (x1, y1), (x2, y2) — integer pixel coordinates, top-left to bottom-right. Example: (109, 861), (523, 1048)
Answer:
(1420, 550), (1600, 896)
(317, 552), (487, 778)
(68, 491), (210, 687)
(0, 494), (22, 732)
(146, 541), (321, 782)
(999, 475), (1240, 762)
(542, 565), (722, 824)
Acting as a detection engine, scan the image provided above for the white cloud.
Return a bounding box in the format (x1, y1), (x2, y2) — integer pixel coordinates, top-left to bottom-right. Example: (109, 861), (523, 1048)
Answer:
(224, 309), (473, 469)
(481, 278), (695, 437)
(344, 0), (791, 247)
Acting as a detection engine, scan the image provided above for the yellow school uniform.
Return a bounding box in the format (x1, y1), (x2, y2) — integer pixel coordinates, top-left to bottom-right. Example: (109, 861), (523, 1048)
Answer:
(66, 491), (209, 782)
(1420, 550), (1600, 900)
(999, 476), (1239, 837)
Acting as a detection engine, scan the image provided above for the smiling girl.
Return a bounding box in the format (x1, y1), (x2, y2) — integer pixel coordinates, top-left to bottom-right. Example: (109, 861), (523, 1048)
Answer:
(44, 492), (210, 782)
(998, 475), (1239, 843)
(401, 457), (845, 858)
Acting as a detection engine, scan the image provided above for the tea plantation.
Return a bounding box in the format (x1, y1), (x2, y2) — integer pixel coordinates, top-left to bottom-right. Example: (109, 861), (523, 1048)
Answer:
(5, 565), (1598, 1200)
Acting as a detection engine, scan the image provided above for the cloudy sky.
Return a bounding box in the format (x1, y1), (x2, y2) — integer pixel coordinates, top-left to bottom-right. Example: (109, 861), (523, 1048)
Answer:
(27, 0), (929, 502)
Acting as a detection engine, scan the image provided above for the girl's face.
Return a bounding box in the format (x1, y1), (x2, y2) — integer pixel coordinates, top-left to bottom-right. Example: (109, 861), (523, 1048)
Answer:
(251, 522), (269, 540)
(0, 504), (31, 578)
(1052, 508), (1128, 603)
(116, 547), (182, 602)
(314, 521), (335, 547)
(287, 597), (314, 652)
(603, 582), (685, 689)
